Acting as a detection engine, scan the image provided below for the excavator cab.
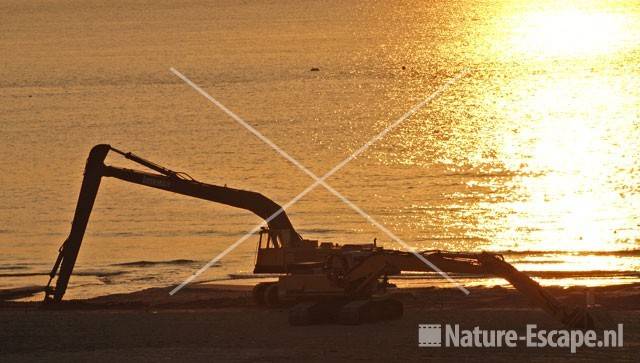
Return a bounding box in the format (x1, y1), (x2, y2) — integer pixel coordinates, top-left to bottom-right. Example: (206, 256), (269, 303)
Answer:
(253, 227), (338, 273)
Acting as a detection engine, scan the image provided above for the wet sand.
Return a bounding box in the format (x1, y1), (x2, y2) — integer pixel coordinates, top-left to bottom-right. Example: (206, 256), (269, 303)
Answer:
(1, 284), (639, 361)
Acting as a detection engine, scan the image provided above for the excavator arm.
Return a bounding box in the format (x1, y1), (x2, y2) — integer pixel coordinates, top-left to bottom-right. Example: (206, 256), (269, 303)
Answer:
(342, 251), (594, 329)
(44, 144), (302, 302)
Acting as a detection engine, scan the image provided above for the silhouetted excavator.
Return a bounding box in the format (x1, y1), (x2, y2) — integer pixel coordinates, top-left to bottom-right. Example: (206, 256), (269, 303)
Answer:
(45, 145), (593, 328)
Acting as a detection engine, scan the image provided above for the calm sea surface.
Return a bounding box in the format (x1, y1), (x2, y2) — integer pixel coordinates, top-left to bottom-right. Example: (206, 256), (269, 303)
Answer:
(1, 0), (639, 298)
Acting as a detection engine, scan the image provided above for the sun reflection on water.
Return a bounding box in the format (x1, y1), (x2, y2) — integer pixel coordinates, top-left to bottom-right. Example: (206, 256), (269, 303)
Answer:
(506, 10), (632, 59)
(375, 1), (640, 282)
(490, 76), (640, 253)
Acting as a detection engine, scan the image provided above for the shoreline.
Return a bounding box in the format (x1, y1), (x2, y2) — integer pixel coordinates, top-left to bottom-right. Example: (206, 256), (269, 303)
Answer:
(3, 281), (640, 310)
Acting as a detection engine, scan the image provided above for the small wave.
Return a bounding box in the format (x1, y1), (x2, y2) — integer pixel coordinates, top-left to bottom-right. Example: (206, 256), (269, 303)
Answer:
(0, 270), (126, 278)
(111, 259), (208, 268)
(389, 270), (640, 279)
(437, 170), (528, 179)
(526, 270), (640, 279)
(227, 273), (282, 280)
(497, 249), (640, 257)
(74, 270), (128, 277)
(0, 272), (47, 277)
(193, 229), (221, 236)
(508, 259), (566, 264)
(299, 228), (341, 234)
(0, 266), (29, 271)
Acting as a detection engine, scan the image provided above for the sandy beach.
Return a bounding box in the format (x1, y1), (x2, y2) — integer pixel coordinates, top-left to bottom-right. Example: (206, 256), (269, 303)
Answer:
(2, 284), (638, 361)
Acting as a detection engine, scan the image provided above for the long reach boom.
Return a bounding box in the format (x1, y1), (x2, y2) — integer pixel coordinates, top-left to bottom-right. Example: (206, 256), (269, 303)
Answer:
(44, 144), (302, 302)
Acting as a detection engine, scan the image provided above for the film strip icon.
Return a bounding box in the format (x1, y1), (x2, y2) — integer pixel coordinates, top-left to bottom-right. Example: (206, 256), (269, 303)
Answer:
(419, 324), (442, 347)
